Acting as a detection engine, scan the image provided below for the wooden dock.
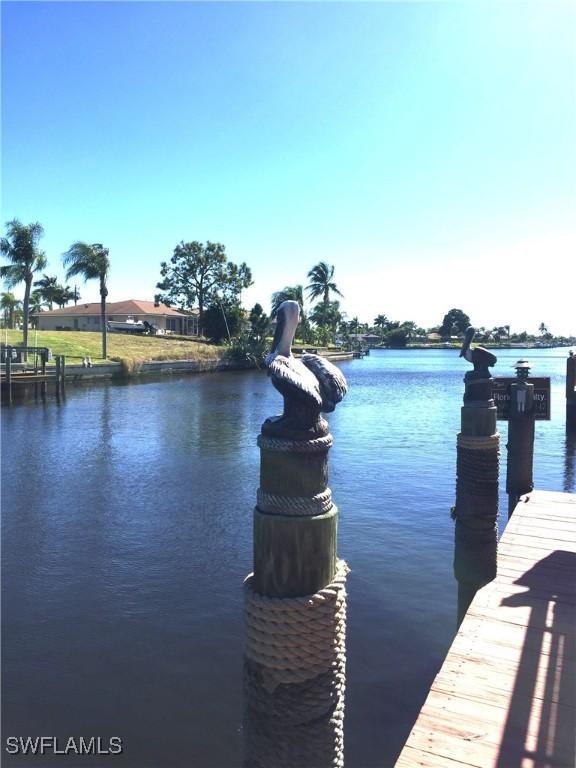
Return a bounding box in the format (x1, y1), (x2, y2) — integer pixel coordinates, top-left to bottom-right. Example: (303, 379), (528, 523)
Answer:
(395, 490), (576, 768)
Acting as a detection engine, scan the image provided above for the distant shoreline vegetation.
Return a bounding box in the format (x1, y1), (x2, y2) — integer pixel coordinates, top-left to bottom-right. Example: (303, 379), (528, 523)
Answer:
(368, 339), (576, 351)
(1, 328), (573, 367)
(1, 222), (573, 359)
(317, 338), (575, 351)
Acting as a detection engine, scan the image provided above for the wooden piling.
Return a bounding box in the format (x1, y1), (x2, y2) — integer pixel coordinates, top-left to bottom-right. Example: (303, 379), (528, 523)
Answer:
(506, 381), (535, 516)
(40, 352), (47, 396)
(453, 336), (499, 625)
(244, 300), (348, 767)
(567, 353), (576, 432)
(59, 355), (66, 395)
(55, 355), (62, 395)
(244, 426), (346, 767)
(5, 351), (12, 404)
(253, 431), (337, 597)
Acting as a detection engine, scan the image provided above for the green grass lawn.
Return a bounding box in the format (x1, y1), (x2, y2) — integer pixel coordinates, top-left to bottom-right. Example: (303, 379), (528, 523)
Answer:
(2, 329), (223, 365)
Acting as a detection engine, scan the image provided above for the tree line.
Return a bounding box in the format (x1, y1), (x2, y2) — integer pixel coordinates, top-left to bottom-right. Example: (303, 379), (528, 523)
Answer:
(1, 220), (111, 355)
(2, 219), (572, 361)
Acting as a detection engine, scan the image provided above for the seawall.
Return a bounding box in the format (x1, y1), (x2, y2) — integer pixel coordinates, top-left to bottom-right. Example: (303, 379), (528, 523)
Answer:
(64, 358), (251, 380)
(64, 351), (354, 381)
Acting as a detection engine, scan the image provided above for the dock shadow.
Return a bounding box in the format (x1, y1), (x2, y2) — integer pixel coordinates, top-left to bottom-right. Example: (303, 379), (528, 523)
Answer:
(496, 550), (576, 768)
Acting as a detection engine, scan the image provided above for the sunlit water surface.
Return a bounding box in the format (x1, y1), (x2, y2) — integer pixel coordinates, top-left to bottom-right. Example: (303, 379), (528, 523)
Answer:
(2, 348), (574, 767)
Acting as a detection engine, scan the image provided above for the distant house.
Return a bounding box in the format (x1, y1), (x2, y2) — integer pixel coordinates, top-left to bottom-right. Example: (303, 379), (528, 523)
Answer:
(33, 299), (200, 336)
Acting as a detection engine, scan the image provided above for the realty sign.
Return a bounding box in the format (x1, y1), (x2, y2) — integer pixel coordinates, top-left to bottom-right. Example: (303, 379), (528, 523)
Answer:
(492, 377), (551, 421)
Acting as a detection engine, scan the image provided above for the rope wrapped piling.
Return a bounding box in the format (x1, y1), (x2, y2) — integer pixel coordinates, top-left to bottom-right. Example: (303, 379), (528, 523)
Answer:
(453, 431), (500, 590)
(453, 341), (500, 624)
(256, 488), (333, 517)
(245, 414), (348, 768)
(454, 433), (500, 529)
(243, 561), (349, 768)
(244, 560), (349, 690)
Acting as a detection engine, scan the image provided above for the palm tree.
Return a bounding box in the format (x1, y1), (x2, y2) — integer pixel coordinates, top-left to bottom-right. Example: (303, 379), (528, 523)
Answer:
(306, 262), (343, 308)
(29, 290), (45, 325)
(538, 322), (548, 337)
(400, 320), (417, 340)
(53, 284), (77, 309)
(1, 292), (22, 329)
(271, 284), (305, 317)
(373, 314), (388, 340)
(34, 273), (60, 310)
(310, 300), (342, 345)
(0, 219), (47, 353)
(270, 285), (311, 343)
(62, 242), (110, 358)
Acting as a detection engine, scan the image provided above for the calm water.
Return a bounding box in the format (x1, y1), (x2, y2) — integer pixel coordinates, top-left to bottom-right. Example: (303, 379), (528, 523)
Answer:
(2, 348), (574, 767)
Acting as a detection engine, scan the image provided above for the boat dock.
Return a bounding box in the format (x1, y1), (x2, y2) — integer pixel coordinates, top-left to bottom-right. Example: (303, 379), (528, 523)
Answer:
(395, 489), (575, 768)
(1, 346), (66, 403)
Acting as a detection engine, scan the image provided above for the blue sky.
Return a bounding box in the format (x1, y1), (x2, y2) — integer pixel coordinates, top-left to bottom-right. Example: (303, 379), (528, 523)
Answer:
(2, 1), (575, 335)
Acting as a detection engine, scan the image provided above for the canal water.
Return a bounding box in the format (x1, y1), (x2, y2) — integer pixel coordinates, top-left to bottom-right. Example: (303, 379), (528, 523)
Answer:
(2, 348), (574, 767)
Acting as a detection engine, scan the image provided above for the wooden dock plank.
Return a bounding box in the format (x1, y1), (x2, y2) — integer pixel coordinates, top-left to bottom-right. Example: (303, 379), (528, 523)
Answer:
(394, 490), (576, 768)
(448, 616), (576, 662)
(395, 746), (474, 768)
(434, 654), (575, 707)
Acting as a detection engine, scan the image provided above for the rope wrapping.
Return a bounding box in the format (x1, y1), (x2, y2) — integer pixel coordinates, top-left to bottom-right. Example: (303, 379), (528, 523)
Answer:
(243, 699), (344, 768)
(453, 431), (499, 587)
(243, 561), (349, 768)
(457, 432), (500, 450)
(257, 434), (333, 454)
(453, 432), (500, 526)
(244, 658), (345, 725)
(256, 488), (333, 517)
(244, 560), (349, 690)
(454, 521), (498, 585)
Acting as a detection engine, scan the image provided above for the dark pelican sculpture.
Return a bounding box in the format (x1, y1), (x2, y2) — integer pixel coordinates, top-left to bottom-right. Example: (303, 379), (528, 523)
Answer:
(460, 326), (497, 377)
(264, 300), (347, 437)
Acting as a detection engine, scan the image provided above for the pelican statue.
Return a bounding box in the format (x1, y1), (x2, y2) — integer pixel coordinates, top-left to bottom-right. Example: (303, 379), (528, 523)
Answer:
(264, 300), (347, 436)
(460, 326), (497, 375)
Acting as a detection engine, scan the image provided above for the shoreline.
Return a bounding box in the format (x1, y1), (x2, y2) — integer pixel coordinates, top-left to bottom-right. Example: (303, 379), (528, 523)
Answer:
(63, 350), (355, 380)
(64, 357), (250, 380)
(3, 350), (357, 386)
(2, 345), (571, 401)
(370, 343), (574, 351)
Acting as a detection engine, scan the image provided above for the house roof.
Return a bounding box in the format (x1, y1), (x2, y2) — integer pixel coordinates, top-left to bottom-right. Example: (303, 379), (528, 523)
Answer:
(32, 300), (198, 317)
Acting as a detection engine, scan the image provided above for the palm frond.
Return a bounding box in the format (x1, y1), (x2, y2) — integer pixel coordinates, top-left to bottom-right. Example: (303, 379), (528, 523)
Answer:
(62, 242), (110, 282)
(305, 261), (343, 302)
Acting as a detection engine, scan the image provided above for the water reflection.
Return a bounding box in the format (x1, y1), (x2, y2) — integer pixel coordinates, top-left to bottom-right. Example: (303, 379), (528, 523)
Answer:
(563, 431), (575, 492)
(454, 523), (498, 626)
(243, 657), (345, 768)
(2, 349), (573, 768)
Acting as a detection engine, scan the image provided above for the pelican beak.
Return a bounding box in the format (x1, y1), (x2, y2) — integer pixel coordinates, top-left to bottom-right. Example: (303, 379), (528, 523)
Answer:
(460, 326), (475, 357)
(270, 308), (285, 353)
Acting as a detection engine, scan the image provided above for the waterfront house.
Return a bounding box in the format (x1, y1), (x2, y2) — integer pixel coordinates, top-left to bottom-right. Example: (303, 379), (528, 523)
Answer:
(32, 299), (200, 336)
